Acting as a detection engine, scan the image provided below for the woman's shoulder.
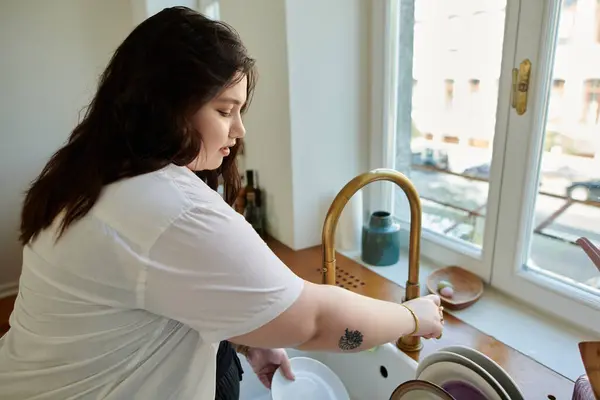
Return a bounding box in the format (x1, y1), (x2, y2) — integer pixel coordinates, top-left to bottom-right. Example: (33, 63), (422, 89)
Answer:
(92, 164), (224, 249)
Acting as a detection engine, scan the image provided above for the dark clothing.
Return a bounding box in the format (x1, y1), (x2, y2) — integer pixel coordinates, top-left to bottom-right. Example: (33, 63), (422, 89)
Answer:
(215, 341), (244, 400)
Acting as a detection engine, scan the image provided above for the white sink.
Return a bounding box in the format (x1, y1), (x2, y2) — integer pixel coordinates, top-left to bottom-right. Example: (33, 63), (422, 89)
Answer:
(239, 343), (418, 400)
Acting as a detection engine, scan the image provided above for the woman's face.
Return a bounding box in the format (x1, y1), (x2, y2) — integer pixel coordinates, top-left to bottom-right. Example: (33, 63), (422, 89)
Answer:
(187, 75), (247, 171)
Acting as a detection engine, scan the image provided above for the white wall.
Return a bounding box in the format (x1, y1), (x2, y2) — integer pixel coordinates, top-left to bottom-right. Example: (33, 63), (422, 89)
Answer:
(0, 0), (133, 294)
(219, 0), (296, 246)
(221, 0), (371, 250)
(285, 0), (370, 249)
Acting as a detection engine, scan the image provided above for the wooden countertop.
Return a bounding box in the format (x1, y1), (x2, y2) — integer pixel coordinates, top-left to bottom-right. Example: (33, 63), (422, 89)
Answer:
(267, 237), (575, 399)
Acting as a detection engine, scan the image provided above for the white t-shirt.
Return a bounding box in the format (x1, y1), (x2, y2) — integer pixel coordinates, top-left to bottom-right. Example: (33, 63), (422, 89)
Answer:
(0, 164), (304, 399)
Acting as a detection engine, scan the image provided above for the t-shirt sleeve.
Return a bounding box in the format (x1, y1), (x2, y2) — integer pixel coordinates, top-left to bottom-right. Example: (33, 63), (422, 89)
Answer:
(143, 202), (304, 343)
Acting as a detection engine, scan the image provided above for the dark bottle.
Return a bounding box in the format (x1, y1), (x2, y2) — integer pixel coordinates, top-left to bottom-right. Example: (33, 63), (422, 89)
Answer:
(234, 175), (245, 214)
(244, 191), (264, 237)
(245, 170), (258, 201)
(242, 170), (263, 208)
(252, 170), (262, 208)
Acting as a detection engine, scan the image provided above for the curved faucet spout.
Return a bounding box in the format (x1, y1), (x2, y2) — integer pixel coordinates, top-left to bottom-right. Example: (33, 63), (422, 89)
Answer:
(321, 168), (423, 352)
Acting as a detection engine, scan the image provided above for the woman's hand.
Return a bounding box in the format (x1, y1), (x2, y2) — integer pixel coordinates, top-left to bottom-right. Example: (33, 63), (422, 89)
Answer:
(402, 294), (444, 339)
(246, 348), (295, 389)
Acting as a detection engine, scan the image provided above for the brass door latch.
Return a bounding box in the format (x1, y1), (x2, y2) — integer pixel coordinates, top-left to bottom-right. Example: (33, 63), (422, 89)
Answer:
(511, 59), (532, 115)
(512, 59), (531, 115)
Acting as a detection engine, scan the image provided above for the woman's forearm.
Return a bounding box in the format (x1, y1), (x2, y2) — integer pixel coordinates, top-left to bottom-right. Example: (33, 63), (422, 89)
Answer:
(228, 280), (440, 352)
(295, 282), (416, 353)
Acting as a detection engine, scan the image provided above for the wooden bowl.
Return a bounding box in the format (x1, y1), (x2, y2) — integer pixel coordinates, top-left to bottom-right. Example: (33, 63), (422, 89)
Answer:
(578, 341), (600, 400)
(426, 266), (484, 310)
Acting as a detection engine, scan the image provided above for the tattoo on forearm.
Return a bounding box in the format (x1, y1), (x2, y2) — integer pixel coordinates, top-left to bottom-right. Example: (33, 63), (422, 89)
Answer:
(338, 328), (364, 351)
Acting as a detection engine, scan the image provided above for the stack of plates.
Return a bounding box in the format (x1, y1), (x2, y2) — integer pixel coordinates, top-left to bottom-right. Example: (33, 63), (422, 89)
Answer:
(413, 345), (524, 400)
(270, 347), (524, 400)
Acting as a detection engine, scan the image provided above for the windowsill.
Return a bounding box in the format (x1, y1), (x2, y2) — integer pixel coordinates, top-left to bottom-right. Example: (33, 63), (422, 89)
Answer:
(339, 247), (598, 381)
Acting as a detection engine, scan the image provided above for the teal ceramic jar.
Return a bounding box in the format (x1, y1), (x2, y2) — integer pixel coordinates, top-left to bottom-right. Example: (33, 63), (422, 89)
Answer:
(361, 211), (401, 266)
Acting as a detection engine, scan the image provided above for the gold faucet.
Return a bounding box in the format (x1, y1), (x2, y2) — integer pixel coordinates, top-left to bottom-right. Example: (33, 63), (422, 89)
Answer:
(321, 168), (423, 352)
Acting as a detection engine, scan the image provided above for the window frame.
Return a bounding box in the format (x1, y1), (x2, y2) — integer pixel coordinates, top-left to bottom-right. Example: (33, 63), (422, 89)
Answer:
(372, 0), (521, 282)
(367, 0), (400, 216)
(582, 79), (600, 124)
(492, 0), (600, 334)
(374, 0), (600, 334)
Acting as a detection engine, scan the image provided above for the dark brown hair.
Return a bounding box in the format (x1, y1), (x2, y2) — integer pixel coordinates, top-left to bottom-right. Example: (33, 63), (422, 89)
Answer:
(19, 7), (256, 245)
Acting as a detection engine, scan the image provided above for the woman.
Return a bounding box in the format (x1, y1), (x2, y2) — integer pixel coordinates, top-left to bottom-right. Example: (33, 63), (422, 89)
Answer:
(0, 7), (443, 399)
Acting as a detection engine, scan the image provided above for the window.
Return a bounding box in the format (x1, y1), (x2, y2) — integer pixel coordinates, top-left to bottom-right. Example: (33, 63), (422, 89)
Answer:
(582, 79), (600, 125)
(468, 79), (481, 93)
(553, 78), (566, 92)
(390, 0), (506, 278)
(548, 79), (565, 124)
(412, 79), (418, 111)
(558, 0), (577, 43)
(375, 0), (600, 334)
(595, 0), (600, 43)
(468, 79), (482, 118)
(444, 79), (454, 110)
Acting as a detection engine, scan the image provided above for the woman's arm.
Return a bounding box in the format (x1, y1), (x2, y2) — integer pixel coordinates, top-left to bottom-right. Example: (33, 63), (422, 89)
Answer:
(229, 281), (442, 353)
(144, 203), (442, 351)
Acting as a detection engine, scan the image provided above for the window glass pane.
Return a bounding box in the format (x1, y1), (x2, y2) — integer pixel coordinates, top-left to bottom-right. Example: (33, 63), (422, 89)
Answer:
(398, 0), (507, 248)
(525, 0), (600, 294)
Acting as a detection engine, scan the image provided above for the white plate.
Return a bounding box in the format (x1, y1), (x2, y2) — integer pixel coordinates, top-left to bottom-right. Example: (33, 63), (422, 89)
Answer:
(416, 350), (463, 377)
(271, 357), (350, 400)
(440, 345), (524, 400)
(418, 350), (509, 400)
(418, 361), (503, 400)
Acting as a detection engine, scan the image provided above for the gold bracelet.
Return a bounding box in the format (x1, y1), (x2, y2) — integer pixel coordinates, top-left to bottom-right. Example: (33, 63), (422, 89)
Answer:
(401, 304), (419, 336)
